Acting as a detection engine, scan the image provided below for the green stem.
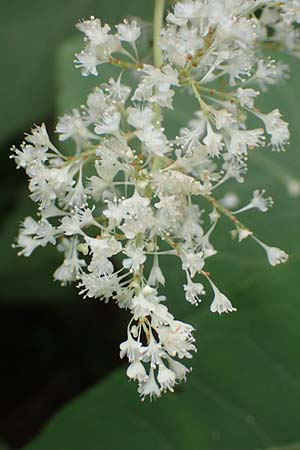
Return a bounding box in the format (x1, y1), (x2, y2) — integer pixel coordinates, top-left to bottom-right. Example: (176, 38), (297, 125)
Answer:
(191, 81), (211, 116)
(108, 56), (143, 70)
(153, 0), (165, 126)
(203, 194), (250, 232)
(191, 81), (205, 107)
(197, 85), (237, 103)
(153, 0), (165, 68)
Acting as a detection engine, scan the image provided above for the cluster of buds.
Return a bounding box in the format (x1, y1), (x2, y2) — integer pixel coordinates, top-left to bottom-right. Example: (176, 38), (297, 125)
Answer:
(11, 0), (299, 399)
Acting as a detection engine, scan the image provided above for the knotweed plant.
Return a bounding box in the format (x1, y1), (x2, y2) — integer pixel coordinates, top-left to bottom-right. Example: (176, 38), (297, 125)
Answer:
(11, 0), (300, 400)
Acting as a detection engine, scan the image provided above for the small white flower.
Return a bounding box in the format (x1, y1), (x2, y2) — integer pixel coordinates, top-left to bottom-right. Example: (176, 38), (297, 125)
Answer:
(19, 217), (39, 236)
(75, 48), (99, 76)
(94, 110), (121, 135)
(56, 110), (94, 142)
(209, 208), (220, 224)
(142, 285), (156, 297)
(168, 1), (201, 23)
(120, 333), (144, 362)
(184, 277), (205, 305)
(158, 320), (196, 359)
(234, 190), (273, 214)
(167, 358), (190, 382)
(102, 76), (131, 103)
(131, 293), (155, 319)
(54, 250), (86, 285)
(123, 245), (146, 272)
(249, 189), (274, 212)
(25, 123), (54, 149)
(231, 226), (253, 242)
(127, 359), (148, 382)
(75, 18), (120, 75)
(227, 128), (265, 155)
(86, 236), (122, 276)
(76, 17), (111, 45)
(256, 109), (289, 151)
(136, 126), (169, 156)
(253, 60), (289, 91)
(236, 88), (258, 108)
(253, 237), (289, 266)
(133, 64), (178, 108)
(148, 254), (165, 287)
(15, 218), (57, 257)
(59, 216), (83, 236)
(203, 122), (224, 157)
(213, 109), (234, 130)
(10, 144), (43, 169)
(142, 336), (165, 367)
(116, 20), (141, 42)
(15, 235), (40, 257)
(181, 250), (204, 278)
(157, 363), (176, 392)
(78, 272), (120, 301)
(127, 106), (154, 129)
(160, 23), (203, 66)
(208, 279), (237, 314)
(138, 368), (161, 401)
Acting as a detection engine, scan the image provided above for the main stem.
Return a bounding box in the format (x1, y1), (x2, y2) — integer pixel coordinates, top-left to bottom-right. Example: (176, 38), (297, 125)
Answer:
(153, 0), (165, 68)
(153, 0), (165, 127)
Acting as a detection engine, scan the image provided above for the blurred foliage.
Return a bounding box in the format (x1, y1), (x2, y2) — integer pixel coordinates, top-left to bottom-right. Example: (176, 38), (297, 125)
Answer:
(1, 1), (300, 449)
(0, 193), (70, 302)
(0, 442), (10, 450)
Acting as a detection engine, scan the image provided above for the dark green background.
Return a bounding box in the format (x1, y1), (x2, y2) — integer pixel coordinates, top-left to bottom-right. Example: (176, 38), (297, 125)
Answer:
(1, 2), (300, 450)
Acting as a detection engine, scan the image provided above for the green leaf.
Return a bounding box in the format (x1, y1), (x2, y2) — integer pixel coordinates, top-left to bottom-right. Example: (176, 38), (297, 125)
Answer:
(0, 442), (10, 450)
(265, 446), (300, 450)
(22, 34), (300, 450)
(0, 190), (76, 302)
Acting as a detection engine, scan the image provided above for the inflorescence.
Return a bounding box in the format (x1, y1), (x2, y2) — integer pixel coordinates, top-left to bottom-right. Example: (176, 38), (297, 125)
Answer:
(11, 0), (300, 400)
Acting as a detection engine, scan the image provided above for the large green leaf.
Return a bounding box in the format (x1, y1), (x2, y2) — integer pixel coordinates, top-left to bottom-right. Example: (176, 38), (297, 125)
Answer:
(20, 269), (300, 450)
(0, 190), (75, 302)
(23, 33), (300, 450)
(267, 446), (300, 450)
(0, 442), (10, 450)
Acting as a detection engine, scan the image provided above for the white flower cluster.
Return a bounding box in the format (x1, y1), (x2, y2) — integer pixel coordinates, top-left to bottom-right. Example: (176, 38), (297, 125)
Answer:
(11, 0), (298, 400)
